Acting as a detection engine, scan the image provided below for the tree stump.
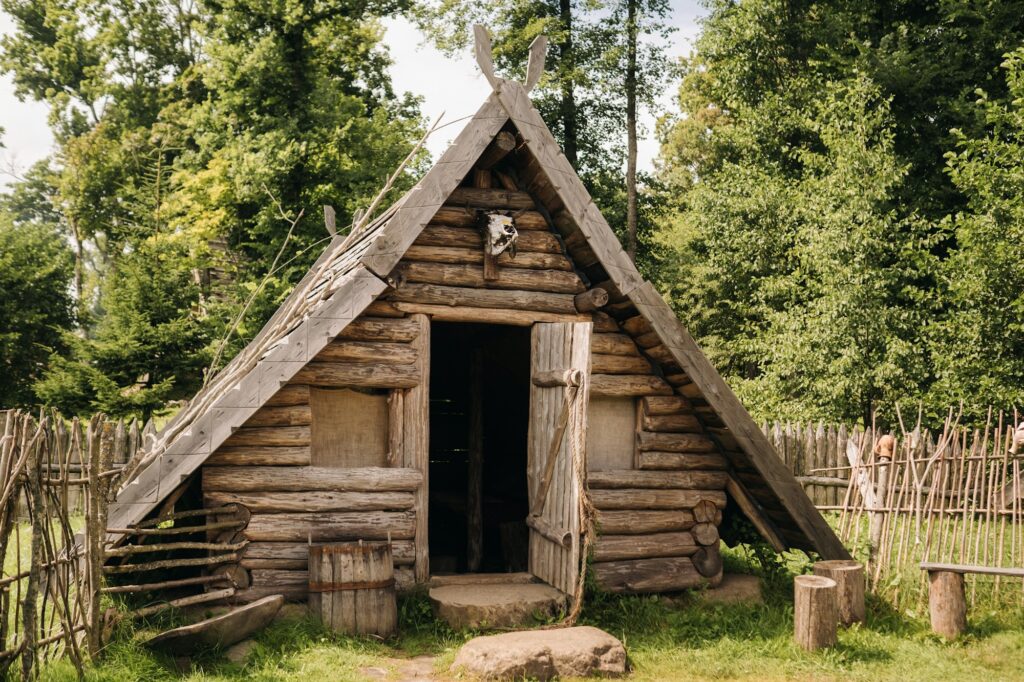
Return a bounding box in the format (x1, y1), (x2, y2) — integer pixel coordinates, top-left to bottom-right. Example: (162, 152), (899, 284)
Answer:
(813, 560), (865, 626)
(928, 570), (966, 640)
(794, 575), (838, 651)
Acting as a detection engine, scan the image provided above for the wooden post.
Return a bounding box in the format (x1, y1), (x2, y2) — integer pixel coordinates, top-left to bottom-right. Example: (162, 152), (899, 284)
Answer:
(928, 570), (967, 639)
(813, 560), (865, 625)
(403, 314), (430, 582)
(466, 350), (484, 572)
(793, 575), (838, 651)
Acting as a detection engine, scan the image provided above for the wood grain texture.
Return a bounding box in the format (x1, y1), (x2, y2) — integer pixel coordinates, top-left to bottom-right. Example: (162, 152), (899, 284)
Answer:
(313, 341), (418, 365)
(401, 261), (584, 294)
(636, 452), (727, 471)
(289, 362), (419, 388)
(589, 488), (726, 510)
(590, 375), (673, 397)
(587, 470), (728, 490)
(205, 446), (310, 467)
(593, 532), (698, 562)
(592, 556), (708, 593)
(414, 226), (563, 253)
(202, 466), (422, 492)
(204, 490), (415, 513)
(389, 283), (577, 314)
(243, 511), (415, 542)
(594, 509), (695, 535)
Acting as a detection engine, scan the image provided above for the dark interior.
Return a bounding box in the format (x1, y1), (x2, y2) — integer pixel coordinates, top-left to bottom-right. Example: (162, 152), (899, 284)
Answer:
(428, 322), (531, 574)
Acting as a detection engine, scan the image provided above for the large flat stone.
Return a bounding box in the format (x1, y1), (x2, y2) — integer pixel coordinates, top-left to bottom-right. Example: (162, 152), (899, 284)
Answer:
(699, 573), (763, 605)
(451, 626), (626, 680)
(429, 583), (566, 629)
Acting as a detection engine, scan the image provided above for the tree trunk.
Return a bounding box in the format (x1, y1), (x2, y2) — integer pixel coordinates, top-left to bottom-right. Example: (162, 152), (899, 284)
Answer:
(793, 575), (838, 651)
(625, 0), (638, 263)
(813, 560), (865, 625)
(928, 570), (967, 639)
(558, 0), (578, 167)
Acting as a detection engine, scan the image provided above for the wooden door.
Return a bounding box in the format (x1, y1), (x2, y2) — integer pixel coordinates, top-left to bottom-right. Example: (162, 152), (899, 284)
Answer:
(527, 321), (592, 594)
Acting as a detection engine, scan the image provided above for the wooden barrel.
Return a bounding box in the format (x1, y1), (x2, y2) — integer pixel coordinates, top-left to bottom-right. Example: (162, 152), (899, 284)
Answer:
(308, 542), (397, 637)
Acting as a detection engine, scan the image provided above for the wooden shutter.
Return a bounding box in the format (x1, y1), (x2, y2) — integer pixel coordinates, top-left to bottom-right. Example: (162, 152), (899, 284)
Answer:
(526, 321), (592, 594)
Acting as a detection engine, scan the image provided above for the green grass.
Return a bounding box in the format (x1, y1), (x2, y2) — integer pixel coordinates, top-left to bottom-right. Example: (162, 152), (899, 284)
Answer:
(26, 543), (1024, 681)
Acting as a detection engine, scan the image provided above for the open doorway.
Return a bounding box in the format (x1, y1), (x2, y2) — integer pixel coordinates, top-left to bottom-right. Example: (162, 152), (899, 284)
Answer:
(428, 322), (531, 574)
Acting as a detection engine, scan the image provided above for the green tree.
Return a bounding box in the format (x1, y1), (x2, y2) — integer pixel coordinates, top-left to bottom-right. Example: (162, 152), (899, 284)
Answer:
(0, 213), (75, 408)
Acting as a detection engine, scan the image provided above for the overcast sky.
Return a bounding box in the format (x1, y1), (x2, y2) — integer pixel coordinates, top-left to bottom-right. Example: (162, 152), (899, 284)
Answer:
(0, 4), (706, 190)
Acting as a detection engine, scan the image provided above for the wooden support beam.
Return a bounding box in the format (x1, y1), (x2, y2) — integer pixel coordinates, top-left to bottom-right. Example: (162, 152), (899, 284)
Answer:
(475, 131), (517, 169)
(243, 511), (415, 542)
(593, 532), (698, 562)
(400, 261), (584, 294)
(403, 245), (573, 271)
(313, 341), (418, 365)
(590, 375), (673, 397)
(202, 466), (423, 493)
(391, 302), (589, 326)
(448, 186), (534, 210)
(574, 288), (609, 312)
(288, 362), (419, 388)
(389, 283), (577, 314)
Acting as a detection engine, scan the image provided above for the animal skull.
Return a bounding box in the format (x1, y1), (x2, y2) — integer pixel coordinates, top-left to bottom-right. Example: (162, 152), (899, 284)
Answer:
(482, 212), (518, 258)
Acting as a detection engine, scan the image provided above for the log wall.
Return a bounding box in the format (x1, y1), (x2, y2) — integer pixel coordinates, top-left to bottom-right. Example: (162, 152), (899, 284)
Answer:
(201, 306), (428, 601)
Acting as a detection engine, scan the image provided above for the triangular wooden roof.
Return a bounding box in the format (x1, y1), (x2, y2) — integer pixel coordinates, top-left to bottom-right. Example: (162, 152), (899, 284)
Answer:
(107, 36), (848, 561)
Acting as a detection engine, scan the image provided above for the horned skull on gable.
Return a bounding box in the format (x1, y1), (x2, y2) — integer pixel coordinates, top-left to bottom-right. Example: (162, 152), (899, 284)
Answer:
(477, 211), (518, 259)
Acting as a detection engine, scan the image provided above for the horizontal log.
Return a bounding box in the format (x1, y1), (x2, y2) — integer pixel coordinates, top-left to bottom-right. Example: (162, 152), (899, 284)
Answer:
(244, 405), (312, 428)
(133, 587), (236, 618)
(591, 313), (619, 333)
(595, 509), (695, 535)
(401, 261), (584, 294)
(634, 331), (661, 349)
(474, 131), (516, 170)
(313, 340), (418, 365)
(642, 396), (692, 415)
(203, 466), (423, 493)
(250, 569), (307, 587)
(589, 488), (727, 511)
(447, 187), (536, 210)
(637, 452), (727, 471)
(224, 426), (309, 448)
(227, 568), (415, 603)
(622, 315), (653, 336)
(391, 302), (589, 326)
(591, 334), (639, 356)
(645, 344), (677, 366)
(415, 225), (562, 253)
(242, 540), (415, 568)
(641, 413), (702, 433)
(204, 490), (415, 513)
(289, 362), (419, 388)
(588, 470), (729, 490)
(594, 532), (698, 562)
(593, 556), (704, 593)
(265, 385), (309, 407)
(102, 575), (230, 594)
(403, 245), (572, 271)
(533, 369), (582, 388)
(336, 317), (420, 342)
(574, 288), (609, 313)
(104, 552), (241, 574)
(433, 205), (549, 230)
(637, 431), (718, 453)
(590, 375), (673, 397)
(389, 283), (577, 314)
(591, 354), (652, 375)
(526, 515), (571, 548)
(243, 511), (415, 542)
(105, 540), (247, 557)
(206, 446), (310, 467)
(362, 300), (407, 318)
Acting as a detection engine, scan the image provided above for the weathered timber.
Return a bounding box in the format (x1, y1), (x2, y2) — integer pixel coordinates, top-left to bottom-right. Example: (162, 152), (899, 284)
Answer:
(692, 544), (723, 578)
(595, 509), (695, 535)
(927, 571), (967, 639)
(475, 130), (516, 169)
(593, 532), (698, 561)
(813, 560), (865, 626)
(202, 466), (422, 492)
(641, 413), (702, 433)
(243, 511), (415, 542)
(693, 499), (723, 525)
(205, 446), (310, 467)
(591, 334), (639, 356)
(574, 288), (609, 312)
(691, 522), (719, 546)
(309, 543), (397, 637)
(224, 426), (310, 448)
(405, 314), (430, 582)
(242, 541), (415, 568)
(591, 312), (619, 332)
(403, 245), (573, 271)
(587, 470), (728, 490)
(590, 375), (673, 397)
(336, 317), (419, 343)
(391, 302), (588, 326)
(636, 452), (727, 471)
(104, 540), (247, 557)
(794, 575), (838, 651)
(204, 490), (415, 513)
(400, 261), (584, 294)
(636, 431), (717, 453)
(591, 354), (651, 375)
(363, 300), (407, 317)
(102, 575), (231, 594)
(589, 488), (727, 511)
(265, 385), (310, 407)
(289, 362), (419, 388)
(644, 344), (677, 366)
(414, 226), (562, 253)
(448, 187), (535, 210)
(473, 169), (492, 188)
(104, 552), (241, 573)
(593, 556), (705, 593)
(145, 594), (284, 655)
(244, 405), (312, 427)
(641, 396), (692, 415)
(389, 283), (577, 314)
(633, 331), (662, 349)
(313, 341), (418, 365)
(622, 315), (652, 336)
(725, 477), (786, 553)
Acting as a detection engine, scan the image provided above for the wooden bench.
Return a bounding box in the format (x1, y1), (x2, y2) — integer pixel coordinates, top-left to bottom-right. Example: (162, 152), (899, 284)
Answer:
(920, 562), (1024, 639)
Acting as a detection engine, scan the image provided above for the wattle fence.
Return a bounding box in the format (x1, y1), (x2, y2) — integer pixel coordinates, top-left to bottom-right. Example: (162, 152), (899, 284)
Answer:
(764, 414), (1024, 608)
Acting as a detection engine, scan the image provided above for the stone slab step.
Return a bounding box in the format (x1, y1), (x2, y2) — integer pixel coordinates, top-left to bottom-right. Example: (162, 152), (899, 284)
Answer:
(451, 626), (627, 680)
(429, 572), (538, 588)
(429, 582), (566, 630)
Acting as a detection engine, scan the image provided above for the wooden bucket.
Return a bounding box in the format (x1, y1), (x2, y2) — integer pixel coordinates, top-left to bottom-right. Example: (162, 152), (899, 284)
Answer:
(308, 542), (397, 636)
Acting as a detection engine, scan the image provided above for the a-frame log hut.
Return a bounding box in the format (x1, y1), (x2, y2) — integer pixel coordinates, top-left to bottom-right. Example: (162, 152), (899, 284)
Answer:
(106, 28), (849, 604)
